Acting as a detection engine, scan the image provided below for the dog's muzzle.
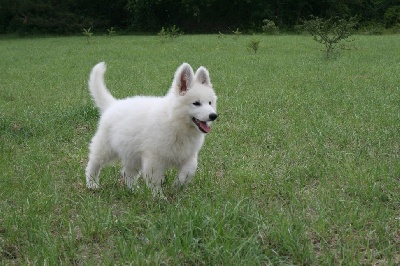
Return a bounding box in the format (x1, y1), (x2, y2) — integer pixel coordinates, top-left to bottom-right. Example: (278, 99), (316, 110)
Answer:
(192, 113), (218, 134)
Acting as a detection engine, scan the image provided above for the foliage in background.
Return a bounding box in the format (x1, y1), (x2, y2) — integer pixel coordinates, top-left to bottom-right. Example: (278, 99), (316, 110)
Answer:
(0, 0), (399, 34)
(384, 5), (400, 28)
(157, 25), (183, 40)
(0, 0), (127, 34)
(262, 19), (279, 35)
(303, 16), (358, 58)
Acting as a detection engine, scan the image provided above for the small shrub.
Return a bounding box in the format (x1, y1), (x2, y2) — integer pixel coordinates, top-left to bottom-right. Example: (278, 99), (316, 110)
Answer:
(218, 31), (227, 38)
(262, 19), (279, 35)
(107, 27), (116, 36)
(248, 39), (261, 54)
(303, 16), (358, 58)
(158, 25), (183, 40)
(232, 28), (242, 39)
(82, 27), (93, 44)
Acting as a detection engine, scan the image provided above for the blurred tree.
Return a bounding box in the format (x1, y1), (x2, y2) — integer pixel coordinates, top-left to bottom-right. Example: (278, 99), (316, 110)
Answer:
(0, 0), (399, 34)
(0, 0), (129, 34)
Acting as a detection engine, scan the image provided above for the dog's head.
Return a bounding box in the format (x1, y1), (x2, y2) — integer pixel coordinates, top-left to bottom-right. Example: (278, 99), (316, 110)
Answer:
(170, 63), (218, 134)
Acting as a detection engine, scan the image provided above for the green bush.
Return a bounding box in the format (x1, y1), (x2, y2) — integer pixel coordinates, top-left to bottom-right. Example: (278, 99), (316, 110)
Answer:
(82, 27), (93, 44)
(262, 19), (279, 35)
(107, 27), (116, 36)
(248, 39), (261, 54)
(303, 16), (358, 58)
(232, 28), (242, 39)
(158, 25), (183, 40)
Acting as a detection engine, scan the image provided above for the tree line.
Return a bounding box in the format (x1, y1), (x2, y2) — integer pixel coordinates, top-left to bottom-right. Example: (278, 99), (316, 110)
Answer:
(0, 0), (399, 34)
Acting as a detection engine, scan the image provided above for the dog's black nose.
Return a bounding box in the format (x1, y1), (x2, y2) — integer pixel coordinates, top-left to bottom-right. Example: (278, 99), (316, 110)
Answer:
(209, 113), (218, 121)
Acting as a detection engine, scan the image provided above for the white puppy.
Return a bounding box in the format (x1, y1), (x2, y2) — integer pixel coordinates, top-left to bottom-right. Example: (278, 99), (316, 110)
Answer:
(85, 62), (218, 197)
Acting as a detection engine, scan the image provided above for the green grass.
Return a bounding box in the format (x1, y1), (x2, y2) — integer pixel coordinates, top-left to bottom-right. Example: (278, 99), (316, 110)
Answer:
(1, 34), (399, 265)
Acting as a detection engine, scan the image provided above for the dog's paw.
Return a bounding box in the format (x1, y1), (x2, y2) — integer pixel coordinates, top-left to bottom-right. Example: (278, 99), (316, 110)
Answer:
(173, 178), (183, 188)
(86, 180), (99, 190)
(173, 178), (190, 189)
(150, 187), (167, 201)
(124, 176), (139, 192)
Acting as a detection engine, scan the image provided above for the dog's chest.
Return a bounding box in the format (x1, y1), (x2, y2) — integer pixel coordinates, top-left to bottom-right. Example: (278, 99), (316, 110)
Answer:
(163, 133), (204, 162)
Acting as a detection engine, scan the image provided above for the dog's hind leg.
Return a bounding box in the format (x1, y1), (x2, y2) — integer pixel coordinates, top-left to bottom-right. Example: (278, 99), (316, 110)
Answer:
(86, 133), (116, 189)
(173, 156), (198, 188)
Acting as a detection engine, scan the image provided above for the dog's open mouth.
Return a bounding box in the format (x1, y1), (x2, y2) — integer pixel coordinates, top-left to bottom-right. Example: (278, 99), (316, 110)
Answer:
(192, 118), (210, 133)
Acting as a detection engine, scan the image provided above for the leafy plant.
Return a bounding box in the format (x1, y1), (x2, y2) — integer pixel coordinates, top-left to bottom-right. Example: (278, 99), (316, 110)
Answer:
(232, 28), (242, 39)
(82, 27), (93, 44)
(262, 19), (279, 35)
(303, 16), (358, 58)
(218, 31), (227, 38)
(158, 25), (183, 40)
(107, 27), (116, 36)
(248, 39), (261, 54)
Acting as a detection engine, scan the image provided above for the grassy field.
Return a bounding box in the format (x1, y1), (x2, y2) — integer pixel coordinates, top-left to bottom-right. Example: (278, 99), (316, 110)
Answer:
(0, 34), (399, 265)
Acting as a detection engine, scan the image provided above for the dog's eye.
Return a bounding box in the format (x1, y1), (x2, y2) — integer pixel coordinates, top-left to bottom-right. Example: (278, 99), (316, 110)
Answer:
(209, 101), (212, 105)
(193, 101), (201, 106)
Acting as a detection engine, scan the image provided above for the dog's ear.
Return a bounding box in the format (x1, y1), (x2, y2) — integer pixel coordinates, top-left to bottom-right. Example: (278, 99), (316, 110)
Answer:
(195, 67), (212, 87)
(173, 63), (194, 96)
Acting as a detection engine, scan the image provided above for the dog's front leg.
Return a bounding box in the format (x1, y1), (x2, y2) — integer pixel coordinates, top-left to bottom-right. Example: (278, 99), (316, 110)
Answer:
(122, 160), (141, 192)
(86, 161), (102, 189)
(174, 156), (198, 188)
(142, 157), (167, 199)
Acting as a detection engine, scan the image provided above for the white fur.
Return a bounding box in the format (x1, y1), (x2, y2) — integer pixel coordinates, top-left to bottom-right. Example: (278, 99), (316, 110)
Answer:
(85, 62), (218, 197)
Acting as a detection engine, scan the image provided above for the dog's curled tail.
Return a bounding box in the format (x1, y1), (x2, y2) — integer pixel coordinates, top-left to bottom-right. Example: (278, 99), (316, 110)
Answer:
(89, 62), (116, 113)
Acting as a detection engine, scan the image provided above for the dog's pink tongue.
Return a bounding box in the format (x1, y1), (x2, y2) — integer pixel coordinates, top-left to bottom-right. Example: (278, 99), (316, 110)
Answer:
(200, 122), (211, 133)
